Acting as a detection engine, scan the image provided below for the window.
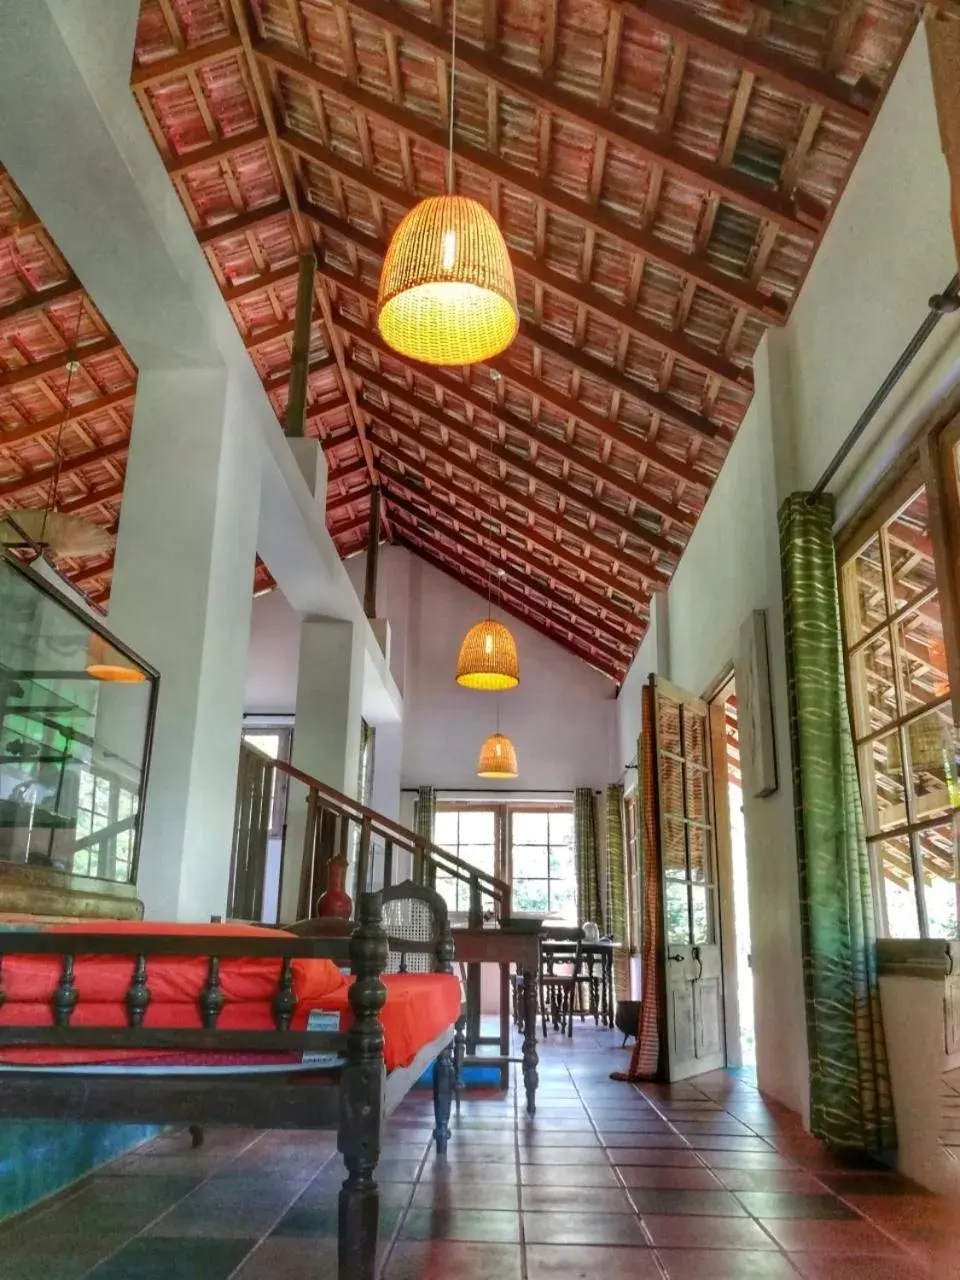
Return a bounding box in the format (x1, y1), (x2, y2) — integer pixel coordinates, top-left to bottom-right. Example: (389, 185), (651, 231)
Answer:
(839, 437), (960, 939)
(510, 808), (575, 919)
(433, 800), (577, 922)
(241, 726), (292, 838)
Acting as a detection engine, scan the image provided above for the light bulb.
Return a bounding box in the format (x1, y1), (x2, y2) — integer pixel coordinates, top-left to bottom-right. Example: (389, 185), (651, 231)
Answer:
(441, 228), (457, 271)
(484, 633), (493, 655)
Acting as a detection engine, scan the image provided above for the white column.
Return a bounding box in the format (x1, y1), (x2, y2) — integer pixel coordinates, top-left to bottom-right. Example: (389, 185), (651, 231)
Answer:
(279, 617), (365, 922)
(107, 366), (261, 921)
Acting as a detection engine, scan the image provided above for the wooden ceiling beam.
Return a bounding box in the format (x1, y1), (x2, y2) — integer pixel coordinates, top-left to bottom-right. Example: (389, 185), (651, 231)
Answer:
(0, 438), (128, 500)
(621, 0), (873, 123)
(0, 276), (84, 326)
(377, 451), (645, 630)
(70, 554), (115, 587)
(287, 137), (748, 391)
(165, 125), (271, 175)
(196, 197), (290, 246)
(58, 478), (126, 515)
(386, 491), (636, 659)
(328, 456), (369, 484)
(0, 337), (122, 391)
(328, 509), (369, 539)
(130, 34), (243, 88)
(262, 354), (338, 393)
(398, 528), (627, 681)
(356, 360), (682, 564)
(255, 38), (786, 326)
(326, 486), (369, 518)
(332, 0), (815, 236)
(0, 388), (135, 450)
(373, 429), (652, 611)
(339, 313), (707, 499)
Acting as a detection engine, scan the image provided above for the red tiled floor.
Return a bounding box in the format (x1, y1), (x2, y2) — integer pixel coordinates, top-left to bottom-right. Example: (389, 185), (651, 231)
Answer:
(0, 1023), (949, 1279)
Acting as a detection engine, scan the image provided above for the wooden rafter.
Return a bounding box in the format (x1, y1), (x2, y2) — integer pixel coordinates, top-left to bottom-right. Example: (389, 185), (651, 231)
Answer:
(0, 439), (128, 500)
(0, 388), (135, 449)
(0, 337), (121, 390)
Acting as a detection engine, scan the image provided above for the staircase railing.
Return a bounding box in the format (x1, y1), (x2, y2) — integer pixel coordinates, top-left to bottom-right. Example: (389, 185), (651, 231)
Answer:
(230, 743), (511, 926)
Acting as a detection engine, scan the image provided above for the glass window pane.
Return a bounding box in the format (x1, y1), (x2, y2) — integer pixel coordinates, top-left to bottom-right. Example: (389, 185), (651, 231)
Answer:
(548, 811), (572, 846)
(460, 809), (495, 844)
(850, 631), (897, 736)
(458, 845), (494, 877)
(435, 873), (459, 915)
(690, 885), (712, 944)
(843, 534), (885, 638)
(244, 733), (280, 759)
(662, 817), (687, 879)
(896, 598), (948, 716)
(887, 489), (937, 610)
(906, 705), (954, 823)
(434, 811), (459, 846)
(549, 845), (576, 877)
(514, 845), (548, 878)
(665, 881), (690, 945)
(877, 836), (920, 937)
(660, 757), (683, 817)
(549, 880), (577, 923)
(921, 822), (958, 939)
(688, 825), (710, 884)
(862, 731), (905, 835)
(514, 879), (549, 914)
(512, 811), (548, 844)
(686, 766), (707, 824)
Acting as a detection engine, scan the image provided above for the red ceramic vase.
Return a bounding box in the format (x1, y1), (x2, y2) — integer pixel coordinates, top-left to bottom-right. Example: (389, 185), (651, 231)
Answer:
(316, 855), (353, 919)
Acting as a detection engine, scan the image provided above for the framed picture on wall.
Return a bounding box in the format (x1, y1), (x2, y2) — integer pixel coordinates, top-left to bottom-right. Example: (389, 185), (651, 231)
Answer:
(738, 609), (778, 798)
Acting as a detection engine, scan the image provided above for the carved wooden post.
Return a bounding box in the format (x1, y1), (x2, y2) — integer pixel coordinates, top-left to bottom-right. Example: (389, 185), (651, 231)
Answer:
(283, 250), (316, 439)
(338, 891), (387, 1280)
(363, 486), (381, 619)
(432, 913), (456, 1153)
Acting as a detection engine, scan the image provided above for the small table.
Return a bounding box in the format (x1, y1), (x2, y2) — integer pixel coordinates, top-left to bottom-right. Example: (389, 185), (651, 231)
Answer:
(541, 936), (619, 1029)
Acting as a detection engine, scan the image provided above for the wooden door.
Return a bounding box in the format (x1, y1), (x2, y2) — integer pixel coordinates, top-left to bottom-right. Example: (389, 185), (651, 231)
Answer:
(652, 676), (726, 1080)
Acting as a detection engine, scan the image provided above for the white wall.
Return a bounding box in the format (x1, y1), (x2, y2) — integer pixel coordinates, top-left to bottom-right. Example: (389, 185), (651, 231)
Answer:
(614, 27), (960, 1121)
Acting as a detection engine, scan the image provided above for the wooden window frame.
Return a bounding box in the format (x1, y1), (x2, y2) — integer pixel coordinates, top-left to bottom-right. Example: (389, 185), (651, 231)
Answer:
(837, 409), (960, 939)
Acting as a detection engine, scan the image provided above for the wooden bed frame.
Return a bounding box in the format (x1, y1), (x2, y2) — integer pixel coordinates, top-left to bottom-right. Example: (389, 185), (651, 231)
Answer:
(0, 890), (458, 1280)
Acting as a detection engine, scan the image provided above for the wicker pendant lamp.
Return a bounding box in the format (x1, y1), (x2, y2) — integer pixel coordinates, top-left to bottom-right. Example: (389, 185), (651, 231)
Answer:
(456, 618), (519, 691)
(376, 0), (517, 367)
(477, 732), (519, 779)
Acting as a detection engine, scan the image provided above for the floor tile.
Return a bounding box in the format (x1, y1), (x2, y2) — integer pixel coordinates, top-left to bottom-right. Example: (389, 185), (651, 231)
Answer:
(522, 1210), (649, 1247)
(87, 1237), (257, 1279)
(412, 1182), (519, 1211)
(788, 1254), (933, 1280)
(619, 1166), (724, 1190)
(518, 1146), (612, 1164)
(228, 1236), (338, 1278)
(629, 1188), (747, 1217)
(817, 1172), (928, 1197)
(759, 1219), (905, 1253)
(608, 1147), (703, 1166)
(384, 1240), (523, 1279)
(400, 1208), (521, 1243)
(521, 1185), (635, 1214)
(699, 1150), (798, 1171)
(518, 1163), (621, 1187)
(734, 1191), (858, 1220)
(656, 1248), (801, 1278)
(526, 1242), (662, 1279)
(641, 1215), (779, 1250)
(712, 1169), (826, 1194)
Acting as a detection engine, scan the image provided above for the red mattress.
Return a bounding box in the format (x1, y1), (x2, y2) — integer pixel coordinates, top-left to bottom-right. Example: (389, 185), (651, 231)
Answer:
(0, 922), (462, 1073)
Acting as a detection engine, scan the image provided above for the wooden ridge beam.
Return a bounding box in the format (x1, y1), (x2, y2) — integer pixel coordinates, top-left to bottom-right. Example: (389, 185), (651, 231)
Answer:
(255, 37), (786, 326)
(386, 491), (637, 659)
(338, 313), (707, 500)
(356, 360), (682, 563)
(378, 454), (644, 633)
(0, 276), (84, 326)
(165, 125), (271, 175)
(398, 529), (628, 681)
(0, 388), (135, 450)
(58, 479), (126, 515)
(131, 34), (243, 88)
(0, 439), (128, 500)
(286, 136), (748, 391)
(313, 254), (721, 445)
(332, 0), (816, 236)
(0, 337), (122, 391)
(373, 432), (651, 615)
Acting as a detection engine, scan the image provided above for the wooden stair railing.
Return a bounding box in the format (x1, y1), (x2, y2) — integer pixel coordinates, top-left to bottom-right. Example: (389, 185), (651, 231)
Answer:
(230, 743), (511, 926)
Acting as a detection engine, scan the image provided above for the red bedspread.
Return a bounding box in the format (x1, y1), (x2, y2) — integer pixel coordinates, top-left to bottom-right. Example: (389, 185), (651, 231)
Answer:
(0, 921), (462, 1073)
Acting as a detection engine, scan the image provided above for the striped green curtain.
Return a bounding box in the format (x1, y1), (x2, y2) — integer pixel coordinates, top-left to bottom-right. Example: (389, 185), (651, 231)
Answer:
(414, 786), (436, 887)
(780, 493), (896, 1152)
(604, 783), (629, 998)
(574, 787), (603, 930)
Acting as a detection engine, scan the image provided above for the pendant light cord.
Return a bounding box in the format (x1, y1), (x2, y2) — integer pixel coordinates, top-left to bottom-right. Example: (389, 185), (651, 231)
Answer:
(447, 0), (457, 195)
(39, 297), (85, 553)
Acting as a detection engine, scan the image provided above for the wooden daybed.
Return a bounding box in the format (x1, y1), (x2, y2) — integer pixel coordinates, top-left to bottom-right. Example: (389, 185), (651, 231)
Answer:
(0, 886), (460, 1280)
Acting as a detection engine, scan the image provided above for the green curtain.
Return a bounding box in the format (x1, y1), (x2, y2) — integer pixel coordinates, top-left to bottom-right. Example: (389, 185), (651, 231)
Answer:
(780, 493), (896, 1152)
(574, 787), (603, 929)
(604, 783), (629, 998)
(413, 785), (436, 887)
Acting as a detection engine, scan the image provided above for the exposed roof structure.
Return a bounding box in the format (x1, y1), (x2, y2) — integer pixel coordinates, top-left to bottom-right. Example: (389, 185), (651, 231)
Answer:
(2, 0), (924, 674)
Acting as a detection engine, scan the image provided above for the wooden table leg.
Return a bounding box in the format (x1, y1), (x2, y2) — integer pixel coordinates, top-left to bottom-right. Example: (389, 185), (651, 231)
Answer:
(466, 962), (481, 1053)
(522, 963), (539, 1118)
(499, 963), (510, 1091)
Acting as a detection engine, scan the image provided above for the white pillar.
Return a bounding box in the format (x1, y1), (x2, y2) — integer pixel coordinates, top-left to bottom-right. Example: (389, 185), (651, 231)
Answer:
(279, 617), (364, 921)
(108, 367), (261, 921)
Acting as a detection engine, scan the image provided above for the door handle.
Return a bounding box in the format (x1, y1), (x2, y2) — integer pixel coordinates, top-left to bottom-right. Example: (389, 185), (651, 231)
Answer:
(691, 946), (704, 983)
(667, 953), (685, 962)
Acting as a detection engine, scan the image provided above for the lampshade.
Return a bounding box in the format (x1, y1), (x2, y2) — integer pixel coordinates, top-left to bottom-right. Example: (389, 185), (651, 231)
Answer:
(377, 195), (519, 367)
(477, 732), (519, 779)
(86, 634), (147, 684)
(0, 510), (113, 559)
(456, 618), (519, 691)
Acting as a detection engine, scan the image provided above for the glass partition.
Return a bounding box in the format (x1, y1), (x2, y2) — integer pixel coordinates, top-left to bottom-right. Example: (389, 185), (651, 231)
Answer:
(0, 553), (157, 895)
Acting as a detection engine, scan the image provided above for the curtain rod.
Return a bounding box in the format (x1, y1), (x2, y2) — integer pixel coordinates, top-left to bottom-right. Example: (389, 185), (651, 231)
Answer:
(808, 275), (959, 504)
(400, 787), (584, 795)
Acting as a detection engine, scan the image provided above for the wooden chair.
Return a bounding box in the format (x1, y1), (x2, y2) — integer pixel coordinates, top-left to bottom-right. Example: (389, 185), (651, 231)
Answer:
(539, 938), (582, 1038)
